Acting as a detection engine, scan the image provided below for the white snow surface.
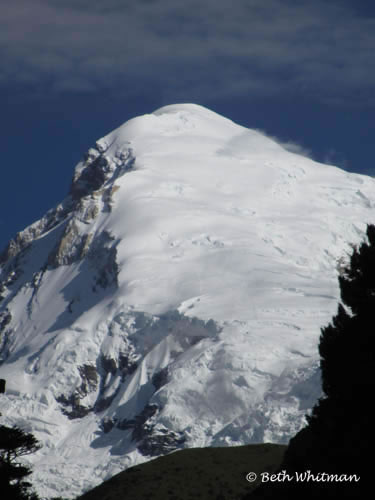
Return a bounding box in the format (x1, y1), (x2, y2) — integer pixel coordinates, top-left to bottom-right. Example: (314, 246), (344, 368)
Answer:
(1, 103), (375, 498)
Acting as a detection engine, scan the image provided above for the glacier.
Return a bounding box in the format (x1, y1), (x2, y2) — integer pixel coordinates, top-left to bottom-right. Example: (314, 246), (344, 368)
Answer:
(0, 103), (375, 498)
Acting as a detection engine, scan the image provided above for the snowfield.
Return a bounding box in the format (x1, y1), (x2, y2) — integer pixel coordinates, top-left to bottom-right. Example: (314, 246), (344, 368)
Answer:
(1, 103), (375, 498)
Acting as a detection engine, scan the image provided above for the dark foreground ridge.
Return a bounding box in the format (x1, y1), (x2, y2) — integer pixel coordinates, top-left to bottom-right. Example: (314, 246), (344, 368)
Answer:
(76, 443), (286, 500)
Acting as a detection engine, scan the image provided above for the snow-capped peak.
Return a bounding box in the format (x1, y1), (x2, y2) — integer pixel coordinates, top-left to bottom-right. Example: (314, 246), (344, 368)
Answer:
(1, 104), (375, 498)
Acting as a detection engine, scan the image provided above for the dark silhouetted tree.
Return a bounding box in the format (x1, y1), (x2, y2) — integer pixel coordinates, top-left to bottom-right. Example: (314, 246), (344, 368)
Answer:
(0, 425), (41, 500)
(246, 225), (375, 498)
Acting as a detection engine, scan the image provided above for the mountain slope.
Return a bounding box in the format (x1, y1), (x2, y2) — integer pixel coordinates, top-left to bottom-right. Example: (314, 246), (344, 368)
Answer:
(0, 103), (374, 498)
(77, 443), (286, 500)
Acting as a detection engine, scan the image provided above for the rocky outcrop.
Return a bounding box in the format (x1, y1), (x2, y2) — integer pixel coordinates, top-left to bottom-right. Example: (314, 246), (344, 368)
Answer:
(0, 309), (12, 364)
(69, 145), (135, 202)
(57, 393), (92, 420)
(137, 426), (186, 457)
(70, 149), (109, 200)
(117, 404), (186, 457)
(0, 202), (72, 265)
(89, 231), (119, 291)
(57, 364), (98, 419)
(0, 143), (135, 267)
(94, 350), (138, 413)
(77, 364), (99, 397)
(48, 221), (93, 268)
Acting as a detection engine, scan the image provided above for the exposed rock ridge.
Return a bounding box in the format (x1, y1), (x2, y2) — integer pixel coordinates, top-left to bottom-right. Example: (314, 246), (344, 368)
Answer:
(69, 143), (135, 201)
(0, 143), (135, 266)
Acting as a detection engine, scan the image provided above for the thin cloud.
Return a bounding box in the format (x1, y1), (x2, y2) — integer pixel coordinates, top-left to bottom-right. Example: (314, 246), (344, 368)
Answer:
(256, 129), (314, 159)
(323, 149), (349, 170)
(1, 0), (375, 106)
(280, 141), (313, 159)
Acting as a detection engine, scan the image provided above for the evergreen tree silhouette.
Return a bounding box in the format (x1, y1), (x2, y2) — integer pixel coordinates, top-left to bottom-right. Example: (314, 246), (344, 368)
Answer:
(245, 225), (375, 498)
(0, 424), (41, 500)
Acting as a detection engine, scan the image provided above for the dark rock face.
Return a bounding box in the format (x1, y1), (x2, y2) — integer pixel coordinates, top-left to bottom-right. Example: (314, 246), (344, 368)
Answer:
(118, 404), (159, 435)
(56, 350), (137, 417)
(118, 353), (138, 378)
(69, 145), (135, 202)
(70, 154), (108, 201)
(89, 232), (119, 291)
(77, 364), (99, 396)
(100, 355), (117, 376)
(137, 427), (186, 457)
(0, 258), (24, 290)
(152, 367), (169, 391)
(0, 310), (11, 332)
(57, 364), (98, 419)
(56, 393), (92, 420)
(93, 348), (138, 413)
(100, 417), (116, 434)
(116, 403), (186, 457)
(0, 309), (12, 364)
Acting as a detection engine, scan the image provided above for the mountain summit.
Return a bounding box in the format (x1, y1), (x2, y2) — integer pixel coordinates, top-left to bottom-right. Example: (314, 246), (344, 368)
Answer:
(1, 104), (375, 498)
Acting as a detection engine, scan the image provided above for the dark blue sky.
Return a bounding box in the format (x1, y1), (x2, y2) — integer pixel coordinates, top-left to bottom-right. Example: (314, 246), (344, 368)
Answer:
(1, 0), (375, 252)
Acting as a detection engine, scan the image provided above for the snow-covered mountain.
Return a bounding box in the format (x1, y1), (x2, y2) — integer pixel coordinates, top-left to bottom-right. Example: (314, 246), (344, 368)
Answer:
(1, 104), (374, 498)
